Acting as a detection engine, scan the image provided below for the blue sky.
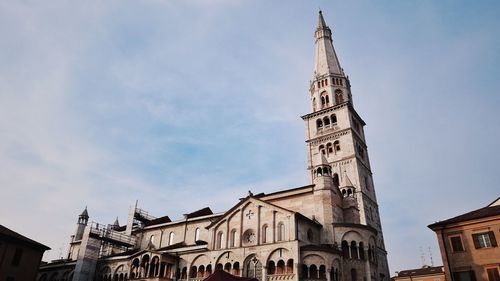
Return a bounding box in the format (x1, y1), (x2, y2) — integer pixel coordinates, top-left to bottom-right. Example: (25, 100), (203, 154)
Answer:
(0, 0), (499, 273)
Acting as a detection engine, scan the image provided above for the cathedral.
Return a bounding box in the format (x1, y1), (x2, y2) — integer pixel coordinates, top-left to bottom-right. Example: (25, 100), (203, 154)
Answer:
(37, 11), (390, 281)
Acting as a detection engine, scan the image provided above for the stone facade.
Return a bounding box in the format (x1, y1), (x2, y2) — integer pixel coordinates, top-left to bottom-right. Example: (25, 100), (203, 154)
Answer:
(428, 198), (500, 281)
(37, 11), (390, 281)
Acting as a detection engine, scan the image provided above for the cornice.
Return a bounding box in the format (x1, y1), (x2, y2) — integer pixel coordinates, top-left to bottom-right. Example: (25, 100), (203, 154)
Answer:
(301, 102), (349, 120)
(306, 128), (350, 145)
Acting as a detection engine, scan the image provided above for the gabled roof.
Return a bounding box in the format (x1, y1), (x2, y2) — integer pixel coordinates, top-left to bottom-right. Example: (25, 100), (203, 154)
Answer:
(205, 196), (295, 229)
(396, 266), (444, 278)
(428, 203), (500, 229)
(296, 213), (323, 228)
(185, 207), (213, 219)
(341, 173), (354, 187)
(0, 225), (50, 250)
(144, 215), (172, 226)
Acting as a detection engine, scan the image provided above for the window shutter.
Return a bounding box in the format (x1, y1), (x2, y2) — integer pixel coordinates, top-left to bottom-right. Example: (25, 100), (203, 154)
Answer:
(472, 234), (480, 249)
(489, 231), (497, 247)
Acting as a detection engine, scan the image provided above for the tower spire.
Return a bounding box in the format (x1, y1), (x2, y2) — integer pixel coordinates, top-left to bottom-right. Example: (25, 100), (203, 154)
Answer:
(314, 11), (342, 76)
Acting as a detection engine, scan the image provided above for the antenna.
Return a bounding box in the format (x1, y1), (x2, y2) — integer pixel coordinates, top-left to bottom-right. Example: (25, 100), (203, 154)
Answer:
(58, 243), (64, 259)
(428, 246), (434, 266)
(419, 246), (426, 266)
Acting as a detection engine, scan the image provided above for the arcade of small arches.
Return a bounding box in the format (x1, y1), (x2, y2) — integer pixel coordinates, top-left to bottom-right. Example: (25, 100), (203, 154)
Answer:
(316, 77), (344, 89)
(318, 141), (340, 156)
(184, 259), (295, 280)
(340, 241), (377, 264)
(300, 264), (340, 281)
(128, 254), (175, 280)
(312, 89), (344, 111)
(340, 187), (356, 198)
(316, 114), (338, 131)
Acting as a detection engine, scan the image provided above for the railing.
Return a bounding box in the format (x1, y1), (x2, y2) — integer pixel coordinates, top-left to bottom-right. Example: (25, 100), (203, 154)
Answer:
(135, 207), (156, 222)
(88, 222), (137, 246)
(267, 274), (295, 281)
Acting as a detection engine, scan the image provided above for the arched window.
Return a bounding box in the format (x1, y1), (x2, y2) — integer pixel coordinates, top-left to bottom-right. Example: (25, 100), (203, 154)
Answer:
(335, 90), (344, 104)
(342, 240), (350, 258)
(319, 145), (326, 155)
(286, 259), (294, 274)
(190, 266), (197, 278)
(316, 119), (323, 130)
(325, 79), (328, 86)
(181, 267), (187, 279)
(206, 264), (213, 276)
(301, 265), (308, 278)
(195, 227), (200, 242)
(230, 229), (237, 247)
(277, 260), (285, 275)
(351, 241), (359, 259)
(320, 92), (330, 108)
(149, 235), (155, 248)
(351, 269), (357, 281)
(326, 143), (333, 154)
(333, 173), (339, 187)
(331, 114), (337, 124)
(323, 117), (330, 127)
(216, 231), (224, 249)
(233, 262), (240, 276)
(168, 232), (174, 246)
(267, 261), (276, 275)
(277, 223), (285, 241)
(319, 265), (326, 279)
(198, 265), (205, 278)
(333, 141), (340, 152)
(262, 225), (268, 243)
(224, 263), (231, 272)
(309, 265), (318, 279)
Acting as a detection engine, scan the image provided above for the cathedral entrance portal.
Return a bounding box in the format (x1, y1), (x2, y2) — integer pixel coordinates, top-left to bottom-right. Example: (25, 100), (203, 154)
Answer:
(244, 255), (262, 281)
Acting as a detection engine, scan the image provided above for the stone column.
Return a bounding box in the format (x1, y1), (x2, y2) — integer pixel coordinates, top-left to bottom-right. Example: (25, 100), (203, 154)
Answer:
(364, 256), (371, 281)
(257, 205), (262, 245)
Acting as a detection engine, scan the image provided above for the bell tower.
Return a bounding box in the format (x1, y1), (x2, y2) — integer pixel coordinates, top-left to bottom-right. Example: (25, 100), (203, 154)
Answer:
(302, 11), (390, 278)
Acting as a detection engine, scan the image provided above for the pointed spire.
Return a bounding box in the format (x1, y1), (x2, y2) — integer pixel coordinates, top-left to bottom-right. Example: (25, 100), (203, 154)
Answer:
(318, 10), (327, 29)
(79, 206), (89, 218)
(341, 173), (354, 187)
(314, 11), (343, 76)
(113, 217), (120, 227)
(320, 153), (329, 166)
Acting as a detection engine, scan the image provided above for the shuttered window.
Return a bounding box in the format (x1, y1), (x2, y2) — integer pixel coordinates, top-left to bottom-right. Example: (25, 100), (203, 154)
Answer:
(487, 268), (500, 281)
(472, 231), (497, 249)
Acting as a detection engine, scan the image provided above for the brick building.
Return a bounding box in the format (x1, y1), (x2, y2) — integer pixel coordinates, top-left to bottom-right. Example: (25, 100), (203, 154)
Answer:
(428, 198), (500, 281)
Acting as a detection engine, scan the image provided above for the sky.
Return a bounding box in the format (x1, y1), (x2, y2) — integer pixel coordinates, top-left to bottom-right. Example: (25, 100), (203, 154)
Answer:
(0, 0), (499, 273)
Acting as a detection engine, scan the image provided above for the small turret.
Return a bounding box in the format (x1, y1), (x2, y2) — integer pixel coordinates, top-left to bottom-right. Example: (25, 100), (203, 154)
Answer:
(78, 206), (89, 224)
(312, 154), (335, 190)
(340, 173), (360, 223)
(74, 206), (89, 241)
(111, 217), (120, 230)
